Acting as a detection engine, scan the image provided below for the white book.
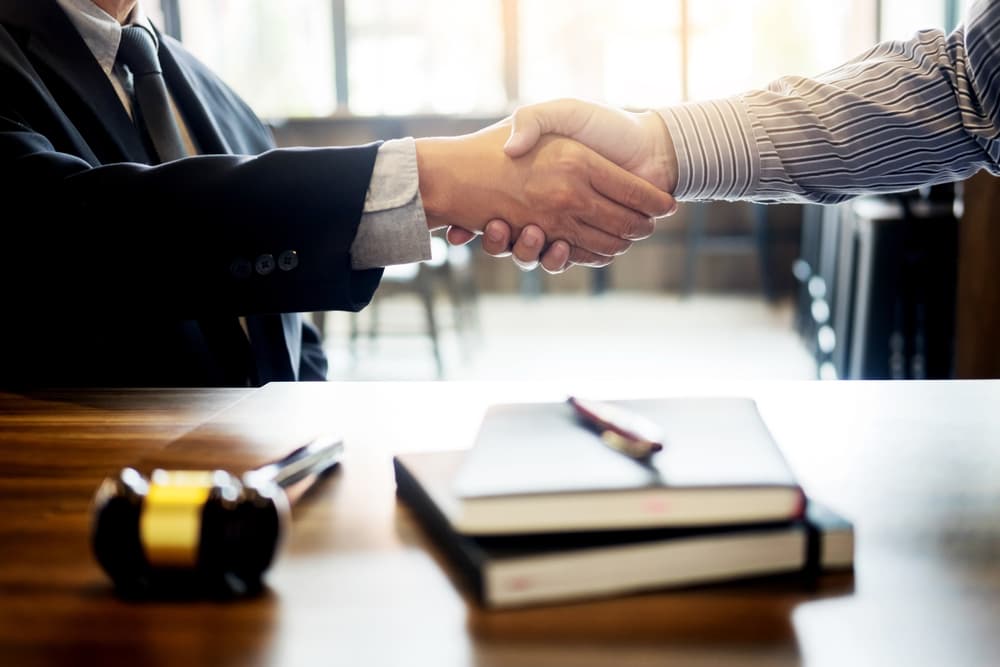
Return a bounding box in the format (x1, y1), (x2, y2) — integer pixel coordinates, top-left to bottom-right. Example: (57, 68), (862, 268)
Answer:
(450, 398), (805, 535)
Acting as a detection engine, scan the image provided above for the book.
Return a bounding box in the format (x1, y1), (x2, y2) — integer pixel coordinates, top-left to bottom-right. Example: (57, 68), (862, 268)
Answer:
(395, 450), (854, 608)
(450, 398), (804, 535)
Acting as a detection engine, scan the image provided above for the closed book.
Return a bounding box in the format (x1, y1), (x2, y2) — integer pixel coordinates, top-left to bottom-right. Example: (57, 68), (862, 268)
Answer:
(395, 450), (853, 608)
(451, 398), (803, 535)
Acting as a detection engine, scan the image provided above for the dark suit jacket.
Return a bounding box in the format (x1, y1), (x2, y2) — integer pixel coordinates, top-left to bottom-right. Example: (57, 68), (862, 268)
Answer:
(0, 0), (384, 387)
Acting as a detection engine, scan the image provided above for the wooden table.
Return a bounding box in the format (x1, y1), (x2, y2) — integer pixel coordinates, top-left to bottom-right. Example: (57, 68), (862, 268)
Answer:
(1, 380), (999, 667)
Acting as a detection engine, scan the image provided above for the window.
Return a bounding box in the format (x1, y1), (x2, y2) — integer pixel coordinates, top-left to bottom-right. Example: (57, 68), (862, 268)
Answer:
(518, 1), (684, 108)
(178, 0), (337, 119)
(880, 0), (972, 39)
(345, 0), (506, 115)
(689, 1), (874, 100)
(172, 0), (881, 119)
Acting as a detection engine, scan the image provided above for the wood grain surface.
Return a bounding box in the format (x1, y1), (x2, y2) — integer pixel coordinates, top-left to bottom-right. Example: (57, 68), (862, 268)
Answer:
(2, 380), (999, 667)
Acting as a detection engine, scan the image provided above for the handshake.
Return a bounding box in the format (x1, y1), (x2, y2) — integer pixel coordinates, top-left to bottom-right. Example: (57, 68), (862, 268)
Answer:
(414, 99), (680, 274)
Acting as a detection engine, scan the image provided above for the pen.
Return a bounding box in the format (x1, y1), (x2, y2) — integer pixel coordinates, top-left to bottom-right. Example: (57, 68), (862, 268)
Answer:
(567, 396), (664, 460)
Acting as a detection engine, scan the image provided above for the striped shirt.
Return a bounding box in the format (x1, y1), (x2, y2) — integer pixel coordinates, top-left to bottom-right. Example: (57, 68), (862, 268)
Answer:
(659, 0), (1000, 204)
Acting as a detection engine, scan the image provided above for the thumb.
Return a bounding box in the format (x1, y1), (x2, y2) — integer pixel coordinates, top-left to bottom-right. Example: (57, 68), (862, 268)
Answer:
(503, 109), (543, 158)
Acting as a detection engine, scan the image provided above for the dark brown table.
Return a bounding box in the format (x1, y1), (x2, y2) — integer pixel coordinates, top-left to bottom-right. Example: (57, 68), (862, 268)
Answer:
(2, 380), (999, 666)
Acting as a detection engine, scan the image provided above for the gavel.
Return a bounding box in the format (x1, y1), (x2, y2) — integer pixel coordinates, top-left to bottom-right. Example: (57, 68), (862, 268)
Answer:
(91, 434), (343, 598)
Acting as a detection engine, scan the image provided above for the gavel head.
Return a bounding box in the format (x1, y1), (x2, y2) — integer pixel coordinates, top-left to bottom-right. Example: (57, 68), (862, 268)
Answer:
(91, 468), (290, 598)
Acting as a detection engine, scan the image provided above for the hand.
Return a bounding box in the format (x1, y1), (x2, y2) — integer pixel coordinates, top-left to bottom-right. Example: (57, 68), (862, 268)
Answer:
(505, 98), (677, 191)
(417, 123), (674, 269)
(446, 222), (571, 273)
(448, 99), (679, 272)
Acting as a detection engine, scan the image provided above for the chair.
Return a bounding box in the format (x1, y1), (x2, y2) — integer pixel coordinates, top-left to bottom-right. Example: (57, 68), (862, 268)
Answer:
(348, 236), (479, 378)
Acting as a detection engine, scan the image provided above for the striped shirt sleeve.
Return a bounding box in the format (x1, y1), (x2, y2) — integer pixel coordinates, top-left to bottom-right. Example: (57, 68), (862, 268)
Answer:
(659, 0), (1000, 204)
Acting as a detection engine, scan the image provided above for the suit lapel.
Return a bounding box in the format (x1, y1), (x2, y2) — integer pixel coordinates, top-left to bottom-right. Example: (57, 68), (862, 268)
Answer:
(23, 2), (151, 163)
(157, 37), (232, 155)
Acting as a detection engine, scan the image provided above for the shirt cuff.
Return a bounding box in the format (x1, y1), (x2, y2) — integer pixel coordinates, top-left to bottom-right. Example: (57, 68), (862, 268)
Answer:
(658, 97), (760, 201)
(350, 137), (433, 270)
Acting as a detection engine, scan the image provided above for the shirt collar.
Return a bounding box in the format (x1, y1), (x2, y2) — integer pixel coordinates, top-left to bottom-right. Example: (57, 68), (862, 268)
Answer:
(55, 0), (157, 78)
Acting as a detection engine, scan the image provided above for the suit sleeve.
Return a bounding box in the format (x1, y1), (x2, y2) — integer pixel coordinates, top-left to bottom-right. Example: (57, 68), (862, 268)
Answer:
(0, 118), (383, 318)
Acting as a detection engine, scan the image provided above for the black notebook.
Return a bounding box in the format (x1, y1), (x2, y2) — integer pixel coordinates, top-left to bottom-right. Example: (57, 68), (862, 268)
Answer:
(395, 450), (854, 608)
(450, 398), (804, 535)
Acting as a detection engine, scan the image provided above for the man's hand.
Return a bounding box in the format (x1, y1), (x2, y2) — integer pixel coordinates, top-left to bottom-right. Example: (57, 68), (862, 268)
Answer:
(416, 123), (674, 268)
(505, 98), (677, 191)
(446, 221), (573, 272)
(447, 99), (679, 273)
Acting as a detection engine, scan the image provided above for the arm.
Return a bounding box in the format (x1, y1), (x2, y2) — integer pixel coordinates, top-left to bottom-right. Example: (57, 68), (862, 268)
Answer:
(2, 120), (672, 319)
(663, 5), (1000, 203)
(0, 119), (385, 318)
(484, 0), (1000, 267)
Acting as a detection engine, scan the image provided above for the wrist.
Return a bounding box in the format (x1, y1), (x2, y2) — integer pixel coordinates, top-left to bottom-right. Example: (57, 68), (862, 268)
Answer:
(639, 110), (678, 193)
(415, 137), (457, 231)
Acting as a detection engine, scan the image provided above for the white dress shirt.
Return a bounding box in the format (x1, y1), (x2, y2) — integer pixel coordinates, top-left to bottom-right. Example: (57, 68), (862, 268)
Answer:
(56, 0), (431, 270)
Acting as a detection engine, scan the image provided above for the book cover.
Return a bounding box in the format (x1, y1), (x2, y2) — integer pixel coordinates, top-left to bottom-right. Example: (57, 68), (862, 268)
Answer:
(450, 398), (804, 534)
(395, 450), (853, 609)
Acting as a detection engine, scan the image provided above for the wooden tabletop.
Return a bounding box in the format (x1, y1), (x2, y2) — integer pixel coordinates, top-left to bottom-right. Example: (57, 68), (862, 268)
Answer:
(1, 380), (999, 667)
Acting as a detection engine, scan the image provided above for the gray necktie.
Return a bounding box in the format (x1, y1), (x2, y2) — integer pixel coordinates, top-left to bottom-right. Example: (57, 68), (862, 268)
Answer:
(115, 25), (187, 163)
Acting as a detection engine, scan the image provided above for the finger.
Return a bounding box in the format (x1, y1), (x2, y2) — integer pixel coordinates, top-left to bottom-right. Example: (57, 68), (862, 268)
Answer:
(568, 246), (614, 268)
(503, 111), (543, 158)
(558, 217), (633, 257)
(588, 155), (676, 217)
(504, 99), (592, 158)
(584, 195), (657, 241)
(480, 219), (514, 257)
(445, 226), (477, 246)
(540, 240), (571, 274)
(511, 225), (546, 270)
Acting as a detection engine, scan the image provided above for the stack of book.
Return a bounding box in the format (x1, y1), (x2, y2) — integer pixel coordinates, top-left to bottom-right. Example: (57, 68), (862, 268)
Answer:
(394, 397), (853, 608)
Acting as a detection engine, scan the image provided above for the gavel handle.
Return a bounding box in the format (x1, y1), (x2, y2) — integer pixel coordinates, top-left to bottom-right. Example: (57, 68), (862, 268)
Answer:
(244, 434), (345, 490)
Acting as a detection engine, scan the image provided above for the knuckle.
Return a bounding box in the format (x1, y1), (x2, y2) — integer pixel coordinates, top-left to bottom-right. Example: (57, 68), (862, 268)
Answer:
(601, 212), (631, 238)
(622, 179), (644, 209)
(555, 145), (585, 172)
(551, 187), (577, 210)
(556, 223), (582, 249)
(579, 197), (600, 223)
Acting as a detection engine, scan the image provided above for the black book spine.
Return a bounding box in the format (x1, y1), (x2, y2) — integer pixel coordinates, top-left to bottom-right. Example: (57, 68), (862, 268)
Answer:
(393, 457), (489, 603)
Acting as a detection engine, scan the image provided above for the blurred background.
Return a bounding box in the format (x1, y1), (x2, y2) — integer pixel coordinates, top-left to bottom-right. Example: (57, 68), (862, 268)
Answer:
(149, 0), (999, 382)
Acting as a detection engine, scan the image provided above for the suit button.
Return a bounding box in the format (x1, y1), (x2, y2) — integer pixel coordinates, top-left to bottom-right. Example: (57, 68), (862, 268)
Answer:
(255, 254), (276, 276)
(278, 250), (299, 271)
(230, 258), (252, 280)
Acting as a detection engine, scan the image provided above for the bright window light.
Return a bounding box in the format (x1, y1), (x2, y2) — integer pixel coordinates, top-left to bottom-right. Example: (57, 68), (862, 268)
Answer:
(345, 0), (506, 115)
(178, 0), (336, 119)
